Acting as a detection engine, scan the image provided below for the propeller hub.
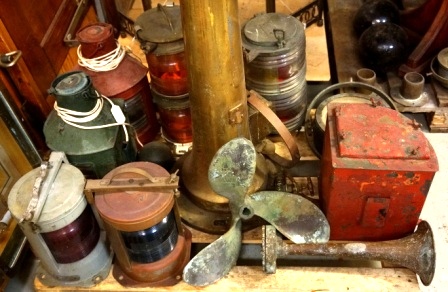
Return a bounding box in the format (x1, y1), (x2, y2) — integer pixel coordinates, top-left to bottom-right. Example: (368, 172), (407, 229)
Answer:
(239, 205), (254, 220)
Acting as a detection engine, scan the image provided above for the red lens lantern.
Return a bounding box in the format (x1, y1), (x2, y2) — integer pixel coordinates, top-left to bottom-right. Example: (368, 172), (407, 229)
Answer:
(146, 46), (188, 96)
(135, 4), (188, 97)
(135, 4), (193, 154)
(92, 162), (192, 287)
(152, 89), (193, 154)
(76, 23), (160, 146)
(7, 153), (112, 287)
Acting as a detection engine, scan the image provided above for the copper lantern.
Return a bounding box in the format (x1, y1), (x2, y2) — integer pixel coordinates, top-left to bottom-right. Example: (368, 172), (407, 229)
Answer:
(93, 162), (192, 287)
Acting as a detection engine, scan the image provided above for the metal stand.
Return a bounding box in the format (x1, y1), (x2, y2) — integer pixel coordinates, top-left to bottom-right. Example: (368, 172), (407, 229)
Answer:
(265, 0), (324, 27)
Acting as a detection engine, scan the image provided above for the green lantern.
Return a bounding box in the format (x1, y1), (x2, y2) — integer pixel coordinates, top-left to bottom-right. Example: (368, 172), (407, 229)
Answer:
(44, 71), (137, 178)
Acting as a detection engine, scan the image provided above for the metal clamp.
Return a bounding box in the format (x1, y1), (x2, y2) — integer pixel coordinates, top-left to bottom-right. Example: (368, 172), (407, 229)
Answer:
(247, 90), (301, 168)
(20, 152), (69, 223)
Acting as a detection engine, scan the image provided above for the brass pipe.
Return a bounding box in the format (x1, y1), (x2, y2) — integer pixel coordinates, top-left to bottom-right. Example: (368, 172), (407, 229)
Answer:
(179, 0), (250, 231)
(262, 220), (436, 286)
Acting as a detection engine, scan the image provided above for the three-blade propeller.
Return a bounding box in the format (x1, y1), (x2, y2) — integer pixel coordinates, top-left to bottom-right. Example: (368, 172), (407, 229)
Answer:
(183, 138), (330, 286)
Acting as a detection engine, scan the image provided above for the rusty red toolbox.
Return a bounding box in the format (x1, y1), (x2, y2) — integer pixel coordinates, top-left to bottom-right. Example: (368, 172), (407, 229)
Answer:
(319, 103), (438, 240)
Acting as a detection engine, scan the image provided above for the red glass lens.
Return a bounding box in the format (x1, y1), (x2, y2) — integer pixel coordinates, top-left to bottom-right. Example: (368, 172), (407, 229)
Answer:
(158, 106), (193, 143)
(41, 206), (100, 264)
(147, 52), (188, 96)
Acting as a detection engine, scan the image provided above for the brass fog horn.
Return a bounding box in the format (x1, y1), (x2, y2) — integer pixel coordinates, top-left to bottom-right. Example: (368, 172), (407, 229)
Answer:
(263, 220), (436, 286)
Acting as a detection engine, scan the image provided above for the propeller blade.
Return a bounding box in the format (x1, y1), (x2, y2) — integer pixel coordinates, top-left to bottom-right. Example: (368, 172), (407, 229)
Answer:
(208, 137), (257, 208)
(183, 219), (242, 286)
(247, 191), (330, 244)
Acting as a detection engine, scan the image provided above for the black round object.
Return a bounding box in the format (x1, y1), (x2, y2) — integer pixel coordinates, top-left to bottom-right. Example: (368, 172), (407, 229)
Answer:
(353, 0), (400, 37)
(138, 141), (175, 171)
(358, 22), (408, 73)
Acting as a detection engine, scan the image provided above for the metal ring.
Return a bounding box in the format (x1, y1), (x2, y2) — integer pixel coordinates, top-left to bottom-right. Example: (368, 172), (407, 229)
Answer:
(304, 81), (397, 158)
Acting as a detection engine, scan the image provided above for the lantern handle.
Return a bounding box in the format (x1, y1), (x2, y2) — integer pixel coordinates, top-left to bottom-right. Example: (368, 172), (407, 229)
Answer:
(273, 29), (286, 48)
(157, 3), (174, 32)
(100, 167), (177, 185)
(21, 152), (69, 223)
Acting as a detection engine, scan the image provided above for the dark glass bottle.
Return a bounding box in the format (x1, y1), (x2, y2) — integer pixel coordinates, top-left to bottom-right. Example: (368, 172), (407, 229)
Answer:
(358, 22), (409, 73)
(353, 0), (400, 37)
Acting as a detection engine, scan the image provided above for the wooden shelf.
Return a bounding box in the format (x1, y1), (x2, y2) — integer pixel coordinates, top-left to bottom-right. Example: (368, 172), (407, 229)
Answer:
(34, 265), (419, 291)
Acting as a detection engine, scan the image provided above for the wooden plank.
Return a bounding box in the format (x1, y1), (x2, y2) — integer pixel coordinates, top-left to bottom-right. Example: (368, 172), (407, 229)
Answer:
(189, 225), (263, 244)
(0, 19), (51, 118)
(34, 266), (420, 291)
(431, 77), (448, 107)
(426, 109), (448, 132)
(304, 22), (331, 82)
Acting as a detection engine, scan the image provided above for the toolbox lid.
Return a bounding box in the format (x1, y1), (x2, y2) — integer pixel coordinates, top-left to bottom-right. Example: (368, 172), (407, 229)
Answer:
(333, 103), (431, 160)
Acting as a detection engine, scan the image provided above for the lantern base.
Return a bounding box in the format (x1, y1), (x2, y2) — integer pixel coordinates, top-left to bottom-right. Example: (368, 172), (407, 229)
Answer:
(35, 232), (113, 287)
(112, 227), (192, 287)
(162, 132), (193, 156)
(177, 190), (266, 235)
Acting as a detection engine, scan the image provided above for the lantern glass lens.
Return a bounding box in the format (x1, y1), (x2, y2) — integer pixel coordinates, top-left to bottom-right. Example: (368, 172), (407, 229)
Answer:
(147, 52), (188, 96)
(123, 95), (148, 132)
(158, 105), (192, 143)
(41, 206), (100, 264)
(121, 211), (178, 263)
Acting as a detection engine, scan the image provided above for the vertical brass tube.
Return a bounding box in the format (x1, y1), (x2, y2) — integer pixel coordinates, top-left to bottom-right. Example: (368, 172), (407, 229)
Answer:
(179, 0), (250, 223)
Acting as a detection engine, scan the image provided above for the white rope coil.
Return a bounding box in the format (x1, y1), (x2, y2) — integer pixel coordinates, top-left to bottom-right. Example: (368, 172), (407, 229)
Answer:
(53, 91), (130, 143)
(77, 41), (126, 72)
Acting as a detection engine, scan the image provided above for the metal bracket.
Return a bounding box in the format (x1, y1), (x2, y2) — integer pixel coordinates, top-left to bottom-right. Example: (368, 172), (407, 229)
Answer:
(292, 0), (324, 28)
(266, 0), (324, 28)
(64, 0), (90, 47)
(84, 171), (180, 204)
(20, 152), (69, 223)
(228, 104), (244, 125)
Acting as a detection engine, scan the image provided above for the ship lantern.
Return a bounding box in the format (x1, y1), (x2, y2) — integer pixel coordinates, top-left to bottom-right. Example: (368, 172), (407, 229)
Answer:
(91, 162), (192, 287)
(135, 4), (193, 154)
(135, 4), (188, 97)
(43, 71), (137, 179)
(152, 90), (192, 155)
(7, 152), (112, 287)
(242, 13), (307, 131)
(76, 22), (160, 146)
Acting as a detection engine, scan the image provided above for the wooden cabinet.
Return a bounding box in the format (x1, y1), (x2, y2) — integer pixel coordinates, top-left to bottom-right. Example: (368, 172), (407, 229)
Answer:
(0, 1), (98, 153)
(0, 2), (98, 286)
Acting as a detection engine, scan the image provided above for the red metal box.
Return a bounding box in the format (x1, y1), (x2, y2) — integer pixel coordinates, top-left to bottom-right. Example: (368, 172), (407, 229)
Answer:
(319, 103), (438, 240)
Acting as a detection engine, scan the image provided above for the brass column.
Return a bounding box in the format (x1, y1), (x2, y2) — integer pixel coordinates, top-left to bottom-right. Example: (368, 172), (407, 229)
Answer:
(179, 0), (250, 233)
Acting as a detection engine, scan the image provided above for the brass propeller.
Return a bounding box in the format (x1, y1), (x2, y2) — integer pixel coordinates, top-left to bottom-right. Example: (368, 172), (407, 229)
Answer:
(183, 138), (330, 286)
